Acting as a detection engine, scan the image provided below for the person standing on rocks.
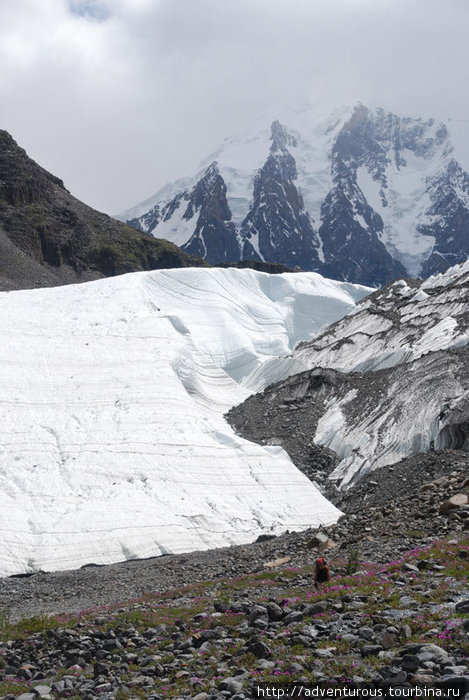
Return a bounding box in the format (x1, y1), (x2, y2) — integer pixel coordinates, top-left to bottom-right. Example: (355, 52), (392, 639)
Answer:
(314, 557), (330, 590)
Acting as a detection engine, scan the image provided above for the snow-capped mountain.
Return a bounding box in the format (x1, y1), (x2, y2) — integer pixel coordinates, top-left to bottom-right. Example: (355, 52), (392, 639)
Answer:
(120, 104), (469, 287)
(0, 267), (369, 576)
(230, 258), (469, 490)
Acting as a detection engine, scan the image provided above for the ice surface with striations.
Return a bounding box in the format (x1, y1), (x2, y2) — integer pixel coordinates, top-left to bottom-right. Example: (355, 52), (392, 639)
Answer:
(0, 267), (369, 576)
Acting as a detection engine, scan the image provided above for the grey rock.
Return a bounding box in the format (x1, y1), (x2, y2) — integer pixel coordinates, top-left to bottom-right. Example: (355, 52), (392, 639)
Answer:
(307, 532), (334, 549)
(401, 655), (420, 672)
(358, 626), (374, 640)
(456, 598), (469, 613)
(246, 639), (272, 659)
(314, 648), (333, 658)
(283, 611), (304, 625)
(303, 601), (328, 616)
(248, 605), (268, 623)
(440, 494), (468, 514)
(385, 670), (408, 684)
(218, 677), (244, 694)
(418, 644), (451, 664)
(403, 563), (419, 573)
(265, 602), (284, 621)
(361, 645), (382, 656)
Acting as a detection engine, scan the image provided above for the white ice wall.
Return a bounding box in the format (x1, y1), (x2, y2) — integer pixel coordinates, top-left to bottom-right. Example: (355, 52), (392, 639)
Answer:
(0, 268), (368, 575)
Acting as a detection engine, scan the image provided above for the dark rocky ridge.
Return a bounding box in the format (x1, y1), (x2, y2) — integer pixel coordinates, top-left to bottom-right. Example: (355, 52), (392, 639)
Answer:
(421, 159), (469, 277)
(180, 163), (240, 264)
(318, 107), (408, 285)
(217, 260), (294, 274)
(240, 121), (320, 269)
(0, 130), (207, 291)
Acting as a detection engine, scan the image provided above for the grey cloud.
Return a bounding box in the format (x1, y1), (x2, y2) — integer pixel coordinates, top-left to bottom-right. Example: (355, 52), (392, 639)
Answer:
(0, 0), (468, 213)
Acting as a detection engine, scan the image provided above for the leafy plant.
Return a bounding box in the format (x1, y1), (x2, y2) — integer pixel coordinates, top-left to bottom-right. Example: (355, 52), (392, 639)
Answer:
(345, 545), (360, 575)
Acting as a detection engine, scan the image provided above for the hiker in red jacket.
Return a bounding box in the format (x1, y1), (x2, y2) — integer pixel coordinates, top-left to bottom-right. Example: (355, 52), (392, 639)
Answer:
(314, 557), (330, 590)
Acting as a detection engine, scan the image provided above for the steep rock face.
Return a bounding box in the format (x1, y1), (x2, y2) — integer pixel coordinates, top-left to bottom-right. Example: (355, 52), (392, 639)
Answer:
(240, 121), (320, 269)
(331, 106), (469, 282)
(128, 163), (239, 264)
(180, 163), (240, 264)
(122, 103), (469, 287)
(319, 106), (409, 285)
(0, 130), (206, 291)
(420, 159), (469, 276)
(0, 131), (64, 207)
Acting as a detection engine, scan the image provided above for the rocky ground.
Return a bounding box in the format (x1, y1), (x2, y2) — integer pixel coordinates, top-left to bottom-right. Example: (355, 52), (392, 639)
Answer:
(0, 537), (468, 699)
(0, 449), (468, 699)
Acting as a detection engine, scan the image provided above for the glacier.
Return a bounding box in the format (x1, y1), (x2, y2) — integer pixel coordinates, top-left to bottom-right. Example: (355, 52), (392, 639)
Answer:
(291, 259), (469, 487)
(228, 260), (469, 497)
(0, 267), (369, 576)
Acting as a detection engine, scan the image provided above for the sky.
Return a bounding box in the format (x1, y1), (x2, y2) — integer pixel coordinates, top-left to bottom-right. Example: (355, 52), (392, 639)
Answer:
(1, 0), (469, 214)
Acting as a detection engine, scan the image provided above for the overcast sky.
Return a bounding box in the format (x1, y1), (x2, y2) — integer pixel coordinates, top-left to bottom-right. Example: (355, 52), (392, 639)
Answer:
(1, 0), (469, 214)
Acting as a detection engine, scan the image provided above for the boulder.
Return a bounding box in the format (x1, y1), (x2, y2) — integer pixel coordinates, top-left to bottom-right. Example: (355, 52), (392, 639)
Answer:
(219, 677), (244, 694)
(380, 631), (397, 649)
(307, 532), (336, 550)
(249, 605), (269, 624)
(303, 601), (328, 616)
(265, 602), (284, 621)
(455, 599), (469, 613)
(403, 562), (419, 573)
(246, 639), (272, 659)
(401, 654), (420, 672)
(439, 494), (468, 514)
(283, 610), (304, 625)
(409, 673), (437, 685)
(418, 644), (451, 664)
(263, 556), (290, 568)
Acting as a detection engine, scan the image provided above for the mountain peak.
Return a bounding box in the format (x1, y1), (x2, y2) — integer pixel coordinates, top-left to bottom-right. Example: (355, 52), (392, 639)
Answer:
(123, 104), (469, 286)
(202, 160), (220, 178)
(270, 119), (297, 151)
(198, 161), (223, 191)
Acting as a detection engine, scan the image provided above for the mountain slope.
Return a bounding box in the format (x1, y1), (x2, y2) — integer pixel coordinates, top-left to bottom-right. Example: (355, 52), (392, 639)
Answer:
(0, 130), (206, 291)
(122, 104), (469, 286)
(228, 259), (469, 489)
(240, 121), (321, 269)
(0, 267), (369, 575)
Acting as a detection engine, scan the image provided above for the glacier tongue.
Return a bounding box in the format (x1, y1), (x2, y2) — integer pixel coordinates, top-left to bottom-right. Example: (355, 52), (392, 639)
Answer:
(0, 267), (369, 576)
(288, 259), (469, 487)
